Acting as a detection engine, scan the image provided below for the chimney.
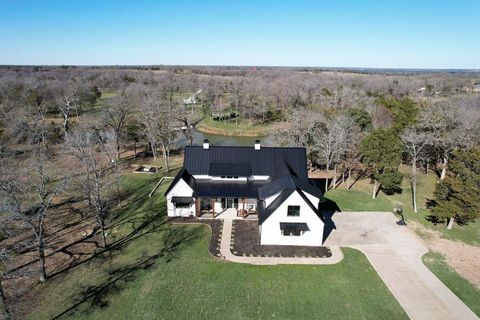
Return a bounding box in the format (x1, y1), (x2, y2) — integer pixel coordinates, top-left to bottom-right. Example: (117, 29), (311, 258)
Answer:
(254, 140), (261, 150)
(203, 139), (210, 150)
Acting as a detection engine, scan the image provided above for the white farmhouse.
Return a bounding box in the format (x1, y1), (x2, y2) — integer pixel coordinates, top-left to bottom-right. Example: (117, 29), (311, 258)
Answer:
(165, 140), (326, 246)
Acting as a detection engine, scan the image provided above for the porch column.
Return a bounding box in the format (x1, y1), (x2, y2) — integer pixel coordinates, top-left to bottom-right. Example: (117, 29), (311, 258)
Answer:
(195, 198), (200, 217)
(211, 198), (215, 217)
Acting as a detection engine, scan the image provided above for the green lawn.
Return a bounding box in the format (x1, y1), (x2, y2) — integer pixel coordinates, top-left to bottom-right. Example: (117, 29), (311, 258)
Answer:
(197, 118), (272, 136)
(28, 174), (407, 320)
(423, 252), (480, 317)
(325, 167), (480, 246)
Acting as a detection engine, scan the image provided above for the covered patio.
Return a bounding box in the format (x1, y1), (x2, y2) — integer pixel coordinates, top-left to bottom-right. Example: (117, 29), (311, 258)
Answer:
(196, 197), (258, 220)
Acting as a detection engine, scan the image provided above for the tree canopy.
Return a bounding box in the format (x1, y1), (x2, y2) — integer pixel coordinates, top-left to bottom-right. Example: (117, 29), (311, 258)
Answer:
(430, 147), (480, 224)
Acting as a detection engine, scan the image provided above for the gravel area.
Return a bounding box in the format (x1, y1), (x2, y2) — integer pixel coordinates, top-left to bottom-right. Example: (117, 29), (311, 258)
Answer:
(231, 220), (332, 258)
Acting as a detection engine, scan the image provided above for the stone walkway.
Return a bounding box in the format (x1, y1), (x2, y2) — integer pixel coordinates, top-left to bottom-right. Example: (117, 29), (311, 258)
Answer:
(219, 218), (343, 265)
(324, 212), (478, 320)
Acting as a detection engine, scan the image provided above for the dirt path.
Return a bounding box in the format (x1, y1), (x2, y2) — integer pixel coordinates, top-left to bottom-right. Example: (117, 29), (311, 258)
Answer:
(409, 221), (480, 289)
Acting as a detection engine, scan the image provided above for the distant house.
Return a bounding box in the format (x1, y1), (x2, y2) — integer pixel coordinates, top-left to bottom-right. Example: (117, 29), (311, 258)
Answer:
(165, 140), (326, 246)
(183, 89), (202, 105)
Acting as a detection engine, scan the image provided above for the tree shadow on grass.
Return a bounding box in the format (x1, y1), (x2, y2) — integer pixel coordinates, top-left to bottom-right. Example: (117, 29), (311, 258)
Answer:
(51, 225), (203, 319)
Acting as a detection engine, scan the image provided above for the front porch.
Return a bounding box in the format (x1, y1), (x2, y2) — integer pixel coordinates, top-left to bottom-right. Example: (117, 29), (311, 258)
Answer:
(196, 197), (258, 220)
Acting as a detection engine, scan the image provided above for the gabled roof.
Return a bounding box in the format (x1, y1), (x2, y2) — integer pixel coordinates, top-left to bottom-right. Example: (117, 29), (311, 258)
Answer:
(258, 161), (324, 201)
(183, 146), (308, 180)
(164, 168), (196, 196)
(258, 187), (325, 224)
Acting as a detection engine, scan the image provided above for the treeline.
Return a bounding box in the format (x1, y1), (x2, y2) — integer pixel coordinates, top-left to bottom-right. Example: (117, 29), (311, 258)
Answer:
(279, 94), (480, 226)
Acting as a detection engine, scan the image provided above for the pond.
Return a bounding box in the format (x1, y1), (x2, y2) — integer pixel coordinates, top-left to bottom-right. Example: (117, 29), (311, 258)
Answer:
(175, 129), (276, 148)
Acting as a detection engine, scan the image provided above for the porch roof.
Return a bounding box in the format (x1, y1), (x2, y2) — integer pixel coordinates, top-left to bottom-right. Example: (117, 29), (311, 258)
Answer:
(171, 196), (195, 204)
(194, 180), (265, 198)
(280, 222), (310, 232)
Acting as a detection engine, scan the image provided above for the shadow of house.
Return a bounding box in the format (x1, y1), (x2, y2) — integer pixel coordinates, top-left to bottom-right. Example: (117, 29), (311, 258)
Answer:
(309, 178), (331, 194)
(320, 199), (341, 243)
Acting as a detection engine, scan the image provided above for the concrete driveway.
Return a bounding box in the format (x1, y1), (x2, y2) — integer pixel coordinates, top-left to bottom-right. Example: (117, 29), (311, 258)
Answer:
(324, 212), (478, 320)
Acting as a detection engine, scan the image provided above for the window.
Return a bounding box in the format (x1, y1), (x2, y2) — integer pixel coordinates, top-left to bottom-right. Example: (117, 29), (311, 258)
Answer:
(287, 205), (300, 216)
(282, 228), (302, 236)
(175, 203), (191, 208)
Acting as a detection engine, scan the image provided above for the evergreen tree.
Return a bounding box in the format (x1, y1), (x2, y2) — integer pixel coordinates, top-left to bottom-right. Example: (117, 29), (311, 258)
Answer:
(430, 147), (480, 228)
(377, 97), (418, 131)
(360, 128), (403, 198)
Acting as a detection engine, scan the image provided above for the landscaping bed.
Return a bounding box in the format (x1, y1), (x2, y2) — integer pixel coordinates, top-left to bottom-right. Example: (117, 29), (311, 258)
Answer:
(169, 217), (223, 257)
(231, 220), (332, 258)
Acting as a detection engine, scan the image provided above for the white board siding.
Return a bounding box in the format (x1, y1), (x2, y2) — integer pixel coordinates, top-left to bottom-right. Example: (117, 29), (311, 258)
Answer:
(265, 191), (281, 207)
(303, 191), (320, 210)
(260, 190), (324, 246)
(166, 178), (195, 217)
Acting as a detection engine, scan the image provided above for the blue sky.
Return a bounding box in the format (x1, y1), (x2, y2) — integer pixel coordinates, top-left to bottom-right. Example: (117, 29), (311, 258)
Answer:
(0, 0), (479, 68)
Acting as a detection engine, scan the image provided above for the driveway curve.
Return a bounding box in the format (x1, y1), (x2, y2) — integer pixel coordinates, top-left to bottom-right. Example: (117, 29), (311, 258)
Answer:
(324, 212), (478, 320)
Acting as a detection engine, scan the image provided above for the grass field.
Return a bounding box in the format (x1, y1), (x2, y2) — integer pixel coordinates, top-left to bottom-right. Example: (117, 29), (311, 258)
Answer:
(423, 252), (480, 316)
(27, 174), (407, 320)
(325, 166), (480, 246)
(197, 118), (272, 137)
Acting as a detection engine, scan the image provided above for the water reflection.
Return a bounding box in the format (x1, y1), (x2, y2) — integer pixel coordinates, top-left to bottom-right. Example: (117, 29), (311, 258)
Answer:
(175, 129), (276, 148)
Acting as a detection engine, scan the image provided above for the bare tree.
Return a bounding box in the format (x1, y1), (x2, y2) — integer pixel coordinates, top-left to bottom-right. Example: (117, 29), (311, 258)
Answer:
(102, 93), (133, 156)
(401, 128), (430, 212)
(67, 127), (111, 248)
(56, 93), (78, 139)
(312, 114), (356, 192)
(0, 153), (66, 282)
(99, 129), (122, 205)
(419, 100), (473, 179)
(137, 93), (161, 162)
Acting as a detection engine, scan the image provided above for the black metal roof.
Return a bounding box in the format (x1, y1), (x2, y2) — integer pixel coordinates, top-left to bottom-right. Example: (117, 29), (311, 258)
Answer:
(193, 180), (265, 198)
(171, 196), (194, 204)
(208, 162), (252, 177)
(280, 222), (310, 232)
(183, 146), (309, 180)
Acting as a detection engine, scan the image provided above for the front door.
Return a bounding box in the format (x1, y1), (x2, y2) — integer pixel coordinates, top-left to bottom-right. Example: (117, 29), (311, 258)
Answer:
(222, 198), (237, 209)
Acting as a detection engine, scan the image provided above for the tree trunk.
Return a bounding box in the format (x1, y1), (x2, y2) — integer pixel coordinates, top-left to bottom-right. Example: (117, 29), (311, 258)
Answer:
(333, 165), (337, 189)
(440, 157), (448, 180)
(372, 180), (378, 199)
(412, 161), (418, 213)
(86, 169), (92, 207)
(347, 168), (352, 190)
(447, 217), (455, 229)
(38, 235), (47, 282)
(324, 163), (330, 193)
(133, 141), (137, 160)
(114, 163), (121, 206)
(101, 224), (107, 248)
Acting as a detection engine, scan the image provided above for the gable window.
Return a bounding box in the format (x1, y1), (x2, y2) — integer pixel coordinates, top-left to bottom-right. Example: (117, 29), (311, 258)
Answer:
(287, 205), (300, 217)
